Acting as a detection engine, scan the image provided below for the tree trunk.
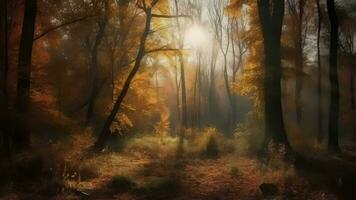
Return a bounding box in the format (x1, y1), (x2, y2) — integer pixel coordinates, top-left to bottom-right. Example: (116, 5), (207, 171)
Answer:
(208, 45), (217, 124)
(295, 0), (305, 124)
(192, 67), (197, 129)
(316, 0), (323, 143)
(15, 0), (37, 148)
(174, 61), (181, 134)
(230, 23), (244, 129)
(327, 0), (340, 152)
(173, 0), (188, 157)
(350, 57), (355, 143)
(85, 18), (107, 125)
(0, 0), (10, 155)
(197, 53), (202, 129)
(179, 56), (187, 127)
(223, 53), (234, 133)
(94, 10), (152, 150)
(176, 52), (188, 157)
(350, 68), (354, 110)
(257, 0), (291, 154)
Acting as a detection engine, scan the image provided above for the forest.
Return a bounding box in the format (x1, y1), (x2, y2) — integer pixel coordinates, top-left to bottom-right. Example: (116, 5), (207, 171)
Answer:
(1, 0), (356, 199)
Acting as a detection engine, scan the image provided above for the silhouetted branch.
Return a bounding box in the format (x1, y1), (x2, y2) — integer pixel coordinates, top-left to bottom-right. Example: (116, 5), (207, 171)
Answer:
(152, 14), (192, 19)
(34, 15), (97, 41)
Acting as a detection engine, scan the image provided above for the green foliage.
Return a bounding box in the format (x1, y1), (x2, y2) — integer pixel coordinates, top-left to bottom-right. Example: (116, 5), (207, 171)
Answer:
(110, 175), (137, 192)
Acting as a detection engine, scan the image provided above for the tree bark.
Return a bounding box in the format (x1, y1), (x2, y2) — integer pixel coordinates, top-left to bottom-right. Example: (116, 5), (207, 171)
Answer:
(174, 0), (188, 157)
(294, 0), (305, 124)
(174, 60), (181, 134)
(0, 0), (10, 155)
(257, 0), (291, 154)
(176, 52), (188, 156)
(15, 0), (37, 148)
(327, 0), (340, 152)
(208, 43), (217, 124)
(350, 65), (354, 110)
(94, 9), (153, 150)
(85, 18), (107, 125)
(316, 0), (323, 143)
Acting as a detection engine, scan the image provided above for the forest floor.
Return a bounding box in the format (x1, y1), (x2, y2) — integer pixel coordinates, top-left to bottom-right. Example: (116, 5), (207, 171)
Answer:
(28, 153), (342, 200)
(1, 134), (356, 200)
(61, 154), (347, 200)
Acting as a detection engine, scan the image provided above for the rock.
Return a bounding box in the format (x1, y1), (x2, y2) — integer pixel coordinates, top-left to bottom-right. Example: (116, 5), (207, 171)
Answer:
(259, 183), (279, 196)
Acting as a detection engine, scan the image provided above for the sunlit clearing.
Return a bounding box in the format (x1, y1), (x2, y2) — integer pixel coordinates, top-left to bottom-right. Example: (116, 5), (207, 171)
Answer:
(185, 25), (208, 48)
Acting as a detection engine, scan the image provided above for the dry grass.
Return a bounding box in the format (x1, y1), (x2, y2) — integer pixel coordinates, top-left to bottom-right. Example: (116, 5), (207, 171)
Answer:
(0, 126), (341, 200)
(57, 151), (338, 200)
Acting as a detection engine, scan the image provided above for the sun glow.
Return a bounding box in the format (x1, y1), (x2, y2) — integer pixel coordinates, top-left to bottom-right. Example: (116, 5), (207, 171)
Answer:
(185, 25), (208, 48)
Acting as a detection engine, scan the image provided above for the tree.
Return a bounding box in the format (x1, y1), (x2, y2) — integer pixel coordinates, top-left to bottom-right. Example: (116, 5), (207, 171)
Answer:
(316, 0), (323, 143)
(208, 41), (218, 124)
(257, 0), (291, 153)
(287, 0), (305, 124)
(94, 0), (160, 150)
(230, 13), (248, 127)
(85, 12), (108, 125)
(339, 17), (355, 142)
(209, 0), (234, 132)
(327, 0), (340, 152)
(0, 0), (10, 155)
(173, 0), (188, 157)
(15, 0), (38, 148)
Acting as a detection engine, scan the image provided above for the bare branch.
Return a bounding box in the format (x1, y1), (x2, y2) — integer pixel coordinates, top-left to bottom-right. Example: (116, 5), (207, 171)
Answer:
(145, 48), (182, 54)
(151, 14), (192, 19)
(34, 15), (97, 41)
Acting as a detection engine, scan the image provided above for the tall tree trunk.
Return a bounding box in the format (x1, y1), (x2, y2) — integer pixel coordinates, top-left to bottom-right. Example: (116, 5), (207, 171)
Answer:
(223, 53), (234, 132)
(0, 0), (10, 155)
(174, 0), (188, 157)
(197, 53), (202, 129)
(327, 0), (340, 152)
(192, 68), (197, 129)
(174, 61), (181, 134)
(316, 0), (323, 143)
(295, 0), (305, 124)
(94, 9), (152, 150)
(208, 44), (217, 124)
(257, 0), (291, 154)
(15, 0), (37, 148)
(176, 52), (188, 156)
(231, 24), (237, 128)
(350, 57), (356, 143)
(192, 53), (202, 129)
(350, 66), (354, 110)
(85, 18), (107, 125)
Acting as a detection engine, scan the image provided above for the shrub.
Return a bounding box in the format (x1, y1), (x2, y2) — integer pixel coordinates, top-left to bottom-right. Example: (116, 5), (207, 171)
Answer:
(205, 135), (219, 159)
(124, 135), (178, 158)
(110, 175), (137, 192)
(230, 166), (241, 177)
